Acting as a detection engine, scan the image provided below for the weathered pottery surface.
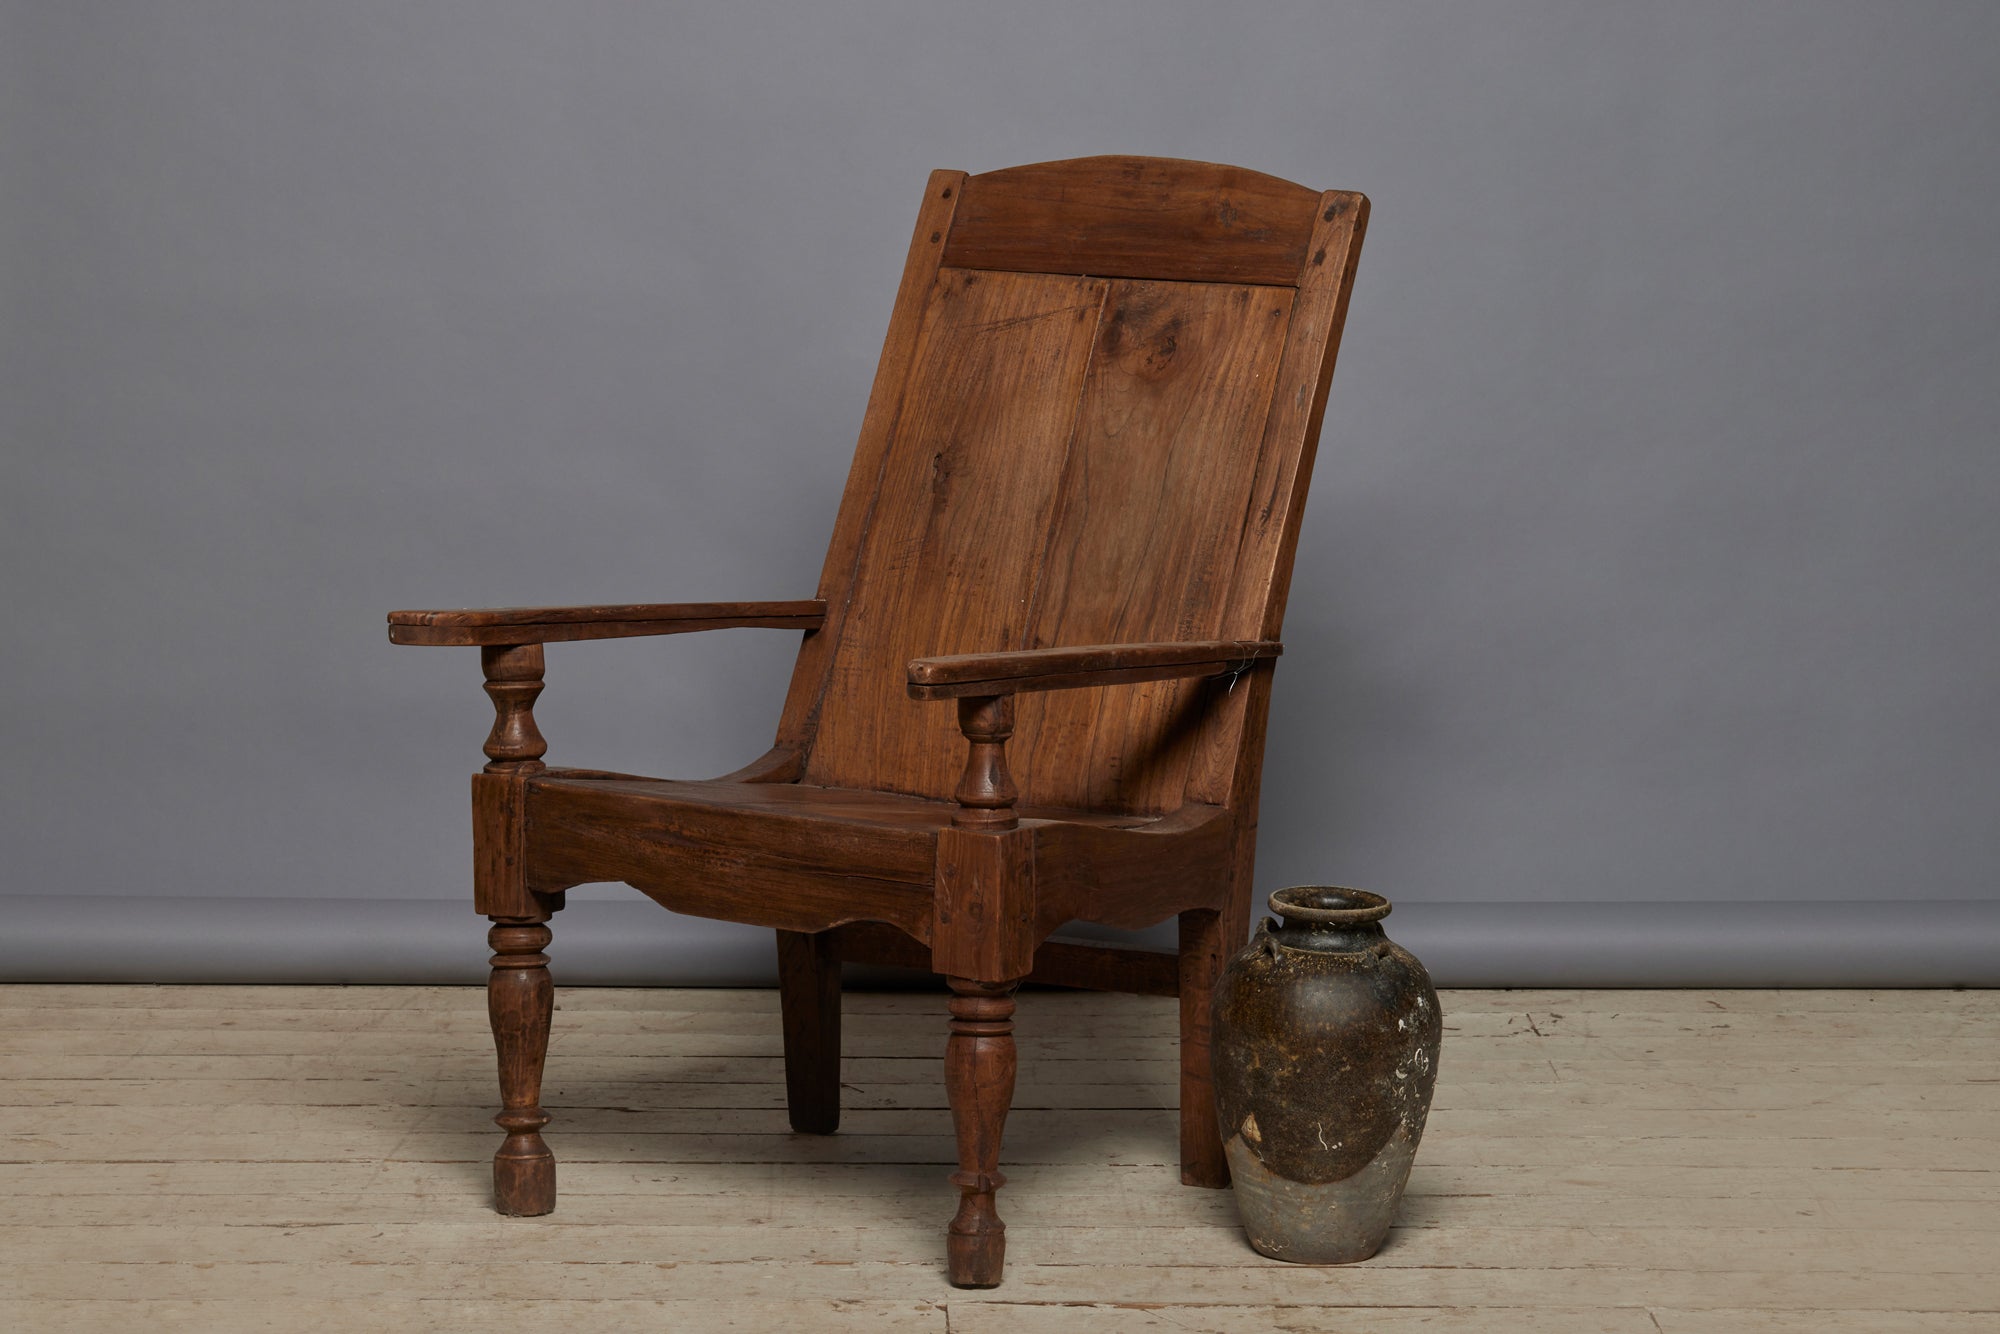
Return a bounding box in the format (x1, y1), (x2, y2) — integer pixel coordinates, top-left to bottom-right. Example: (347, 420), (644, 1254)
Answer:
(1211, 886), (1442, 1263)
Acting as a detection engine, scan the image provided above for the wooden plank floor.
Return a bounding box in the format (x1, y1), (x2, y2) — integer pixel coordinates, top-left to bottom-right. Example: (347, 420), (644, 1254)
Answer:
(1, 985), (1995, 1332)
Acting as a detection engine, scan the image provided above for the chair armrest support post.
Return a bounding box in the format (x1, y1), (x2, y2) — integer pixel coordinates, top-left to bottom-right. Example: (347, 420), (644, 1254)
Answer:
(951, 695), (1019, 830)
(916, 641), (1280, 828)
(394, 601), (822, 769)
(481, 644), (549, 773)
(920, 641), (1279, 828)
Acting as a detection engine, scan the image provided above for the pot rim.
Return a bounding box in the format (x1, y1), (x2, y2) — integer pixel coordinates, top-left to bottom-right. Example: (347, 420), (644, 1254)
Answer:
(1269, 885), (1392, 924)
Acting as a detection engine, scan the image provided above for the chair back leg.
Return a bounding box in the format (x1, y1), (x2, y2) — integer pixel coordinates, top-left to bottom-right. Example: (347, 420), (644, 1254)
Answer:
(776, 928), (843, 1134)
(1177, 904), (1245, 1188)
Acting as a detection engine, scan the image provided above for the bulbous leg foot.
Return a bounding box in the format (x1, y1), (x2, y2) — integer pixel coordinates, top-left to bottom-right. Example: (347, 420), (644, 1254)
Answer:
(944, 977), (1019, 1288)
(488, 919), (556, 1216)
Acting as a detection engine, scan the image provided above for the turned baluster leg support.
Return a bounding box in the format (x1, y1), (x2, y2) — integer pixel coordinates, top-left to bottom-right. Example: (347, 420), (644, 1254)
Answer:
(488, 918), (556, 1214)
(478, 643), (557, 1215)
(938, 693), (1029, 1286)
(946, 977), (1020, 1287)
(951, 695), (1018, 830)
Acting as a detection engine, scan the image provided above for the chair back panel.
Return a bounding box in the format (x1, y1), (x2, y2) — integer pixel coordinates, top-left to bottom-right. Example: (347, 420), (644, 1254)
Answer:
(805, 266), (1108, 802)
(792, 159), (1368, 815)
(1007, 278), (1295, 813)
(805, 265), (1295, 813)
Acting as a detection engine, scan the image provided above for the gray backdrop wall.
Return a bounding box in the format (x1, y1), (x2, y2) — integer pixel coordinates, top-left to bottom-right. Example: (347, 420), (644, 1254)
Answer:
(5, 1), (1997, 986)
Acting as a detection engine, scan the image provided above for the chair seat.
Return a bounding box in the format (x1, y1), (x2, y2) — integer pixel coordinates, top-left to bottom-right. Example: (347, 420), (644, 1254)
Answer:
(543, 772), (1158, 831)
(519, 771), (1195, 946)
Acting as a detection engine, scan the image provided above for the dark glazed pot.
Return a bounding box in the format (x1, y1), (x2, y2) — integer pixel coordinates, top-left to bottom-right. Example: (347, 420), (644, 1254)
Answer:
(1212, 886), (1441, 1263)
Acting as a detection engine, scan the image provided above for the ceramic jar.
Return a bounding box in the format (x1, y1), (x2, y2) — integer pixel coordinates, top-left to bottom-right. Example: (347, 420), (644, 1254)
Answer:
(1211, 886), (1441, 1263)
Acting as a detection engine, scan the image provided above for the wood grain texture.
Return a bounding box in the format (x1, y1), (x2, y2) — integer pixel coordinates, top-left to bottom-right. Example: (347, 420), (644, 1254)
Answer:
(478, 644), (547, 772)
(931, 826), (1039, 982)
(1026, 804), (1235, 937)
(905, 639), (1280, 699)
(1228, 192), (1372, 644)
(811, 264), (1311, 814)
(945, 978), (1021, 1287)
(523, 778), (941, 944)
(804, 266), (1108, 799)
(1011, 277), (1297, 814)
(389, 600), (825, 646)
(519, 774), (1219, 948)
(943, 155), (1321, 286)
(1176, 907), (1231, 1189)
(776, 930), (842, 1135)
(949, 696), (1020, 830)
(8, 984), (1996, 1328)
(829, 921), (1180, 997)
(486, 920), (556, 1215)
(776, 171), (965, 752)
(471, 772), (537, 919)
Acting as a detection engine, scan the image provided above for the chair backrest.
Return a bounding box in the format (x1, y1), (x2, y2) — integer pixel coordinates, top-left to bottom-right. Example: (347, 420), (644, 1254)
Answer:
(776, 157), (1368, 816)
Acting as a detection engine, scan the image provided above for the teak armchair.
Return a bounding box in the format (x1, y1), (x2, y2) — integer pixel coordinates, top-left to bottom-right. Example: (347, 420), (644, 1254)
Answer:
(388, 156), (1367, 1288)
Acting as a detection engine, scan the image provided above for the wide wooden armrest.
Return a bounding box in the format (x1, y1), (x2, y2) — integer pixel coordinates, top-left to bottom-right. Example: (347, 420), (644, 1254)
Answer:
(905, 639), (1281, 700)
(388, 599), (826, 646)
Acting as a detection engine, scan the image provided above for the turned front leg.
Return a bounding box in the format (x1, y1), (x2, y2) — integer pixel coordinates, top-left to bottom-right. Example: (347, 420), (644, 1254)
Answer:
(945, 976), (1020, 1287)
(488, 918), (556, 1215)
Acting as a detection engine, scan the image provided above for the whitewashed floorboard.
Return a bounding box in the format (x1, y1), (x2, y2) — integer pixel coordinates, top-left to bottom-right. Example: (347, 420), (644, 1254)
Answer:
(1, 984), (1994, 1331)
